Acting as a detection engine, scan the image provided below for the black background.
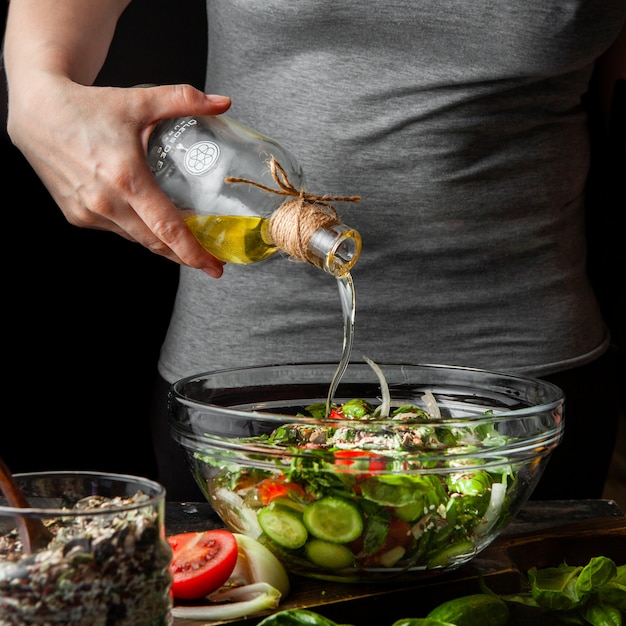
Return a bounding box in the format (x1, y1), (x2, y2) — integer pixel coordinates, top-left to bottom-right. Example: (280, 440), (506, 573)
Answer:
(1, 0), (207, 478)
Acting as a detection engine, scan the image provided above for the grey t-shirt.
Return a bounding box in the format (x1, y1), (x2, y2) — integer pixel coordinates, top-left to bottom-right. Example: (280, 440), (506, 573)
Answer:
(158, 0), (625, 383)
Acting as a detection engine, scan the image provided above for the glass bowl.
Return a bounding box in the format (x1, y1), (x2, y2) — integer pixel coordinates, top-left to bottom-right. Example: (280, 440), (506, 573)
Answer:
(0, 471), (173, 625)
(169, 362), (564, 583)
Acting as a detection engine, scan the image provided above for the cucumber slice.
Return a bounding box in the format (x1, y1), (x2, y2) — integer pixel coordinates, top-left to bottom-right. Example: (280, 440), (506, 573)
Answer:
(302, 497), (363, 543)
(427, 539), (476, 568)
(257, 505), (308, 549)
(395, 501), (425, 522)
(305, 539), (354, 569)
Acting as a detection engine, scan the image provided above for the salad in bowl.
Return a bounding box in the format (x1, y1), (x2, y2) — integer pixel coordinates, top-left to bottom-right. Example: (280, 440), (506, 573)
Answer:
(169, 361), (564, 582)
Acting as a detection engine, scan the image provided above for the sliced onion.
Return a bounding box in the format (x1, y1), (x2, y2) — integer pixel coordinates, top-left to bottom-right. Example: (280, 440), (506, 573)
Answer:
(422, 390), (441, 419)
(363, 356), (391, 418)
(213, 489), (262, 538)
(229, 534), (290, 597)
(477, 481), (507, 536)
(171, 583), (281, 620)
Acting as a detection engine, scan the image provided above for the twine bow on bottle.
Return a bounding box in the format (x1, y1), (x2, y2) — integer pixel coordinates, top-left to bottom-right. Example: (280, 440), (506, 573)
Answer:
(225, 157), (360, 264)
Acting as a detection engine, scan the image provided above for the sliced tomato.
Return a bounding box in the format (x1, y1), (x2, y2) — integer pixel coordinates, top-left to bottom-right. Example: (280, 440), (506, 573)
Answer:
(334, 450), (387, 472)
(167, 529), (238, 600)
(384, 517), (413, 550)
(256, 477), (307, 506)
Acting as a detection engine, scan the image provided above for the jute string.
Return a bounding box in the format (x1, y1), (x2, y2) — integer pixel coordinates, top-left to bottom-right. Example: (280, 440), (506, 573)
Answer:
(225, 157), (360, 263)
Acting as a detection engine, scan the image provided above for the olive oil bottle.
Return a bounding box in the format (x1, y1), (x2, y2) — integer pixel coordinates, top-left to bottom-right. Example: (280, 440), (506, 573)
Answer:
(147, 114), (361, 277)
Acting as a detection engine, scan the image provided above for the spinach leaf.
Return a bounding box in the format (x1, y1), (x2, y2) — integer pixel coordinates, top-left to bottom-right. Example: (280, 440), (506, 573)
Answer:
(575, 557), (619, 598)
(580, 601), (623, 626)
(528, 564), (583, 610)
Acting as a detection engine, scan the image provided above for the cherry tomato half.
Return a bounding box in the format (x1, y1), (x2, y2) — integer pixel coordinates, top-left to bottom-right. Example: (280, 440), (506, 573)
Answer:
(329, 407), (343, 419)
(167, 529), (238, 600)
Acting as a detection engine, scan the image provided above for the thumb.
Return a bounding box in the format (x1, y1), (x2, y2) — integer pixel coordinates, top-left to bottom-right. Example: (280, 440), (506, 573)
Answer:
(134, 83), (231, 124)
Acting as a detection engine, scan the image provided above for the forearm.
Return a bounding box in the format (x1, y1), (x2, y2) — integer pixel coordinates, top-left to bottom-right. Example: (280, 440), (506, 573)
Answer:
(3, 0), (131, 87)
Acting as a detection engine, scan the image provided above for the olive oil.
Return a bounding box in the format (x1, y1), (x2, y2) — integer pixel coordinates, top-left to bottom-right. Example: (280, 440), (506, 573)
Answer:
(326, 273), (356, 414)
(185, 214), (276, 264)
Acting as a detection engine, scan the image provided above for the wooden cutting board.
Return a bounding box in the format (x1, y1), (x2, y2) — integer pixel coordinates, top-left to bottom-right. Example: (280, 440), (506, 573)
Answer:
(167, 500), (626, 626)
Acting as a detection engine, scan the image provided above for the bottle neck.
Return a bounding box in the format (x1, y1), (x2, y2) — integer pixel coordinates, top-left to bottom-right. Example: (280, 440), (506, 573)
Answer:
(269, 200), (361, 277)
(307, 224), (362, 277)
(227, 155), (362, 276)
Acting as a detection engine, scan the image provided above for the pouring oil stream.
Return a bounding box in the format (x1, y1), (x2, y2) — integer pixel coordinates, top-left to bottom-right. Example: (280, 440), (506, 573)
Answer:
(326, 273), (356, 415)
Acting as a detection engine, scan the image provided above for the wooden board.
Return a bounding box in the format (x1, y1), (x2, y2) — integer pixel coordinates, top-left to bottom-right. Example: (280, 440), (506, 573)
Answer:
(167, 500), (626, 626)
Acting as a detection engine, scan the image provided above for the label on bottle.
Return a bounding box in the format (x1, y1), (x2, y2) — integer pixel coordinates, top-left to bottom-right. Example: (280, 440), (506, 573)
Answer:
(183, 141), (221, 176)
(151, 117), (220, 177)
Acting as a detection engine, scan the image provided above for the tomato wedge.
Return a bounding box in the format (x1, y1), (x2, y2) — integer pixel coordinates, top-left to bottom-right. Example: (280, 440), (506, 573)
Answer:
(167, 530), (238, 600)
(334, 450), (386, 472)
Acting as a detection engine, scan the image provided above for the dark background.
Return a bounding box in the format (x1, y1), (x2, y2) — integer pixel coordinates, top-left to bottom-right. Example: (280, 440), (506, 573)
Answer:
(1, 0), (207, 478)
(1, 3), (623, 485)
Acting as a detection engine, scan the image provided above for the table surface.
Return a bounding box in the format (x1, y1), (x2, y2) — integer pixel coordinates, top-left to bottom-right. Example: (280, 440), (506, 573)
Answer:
(167, 499), (626, 626)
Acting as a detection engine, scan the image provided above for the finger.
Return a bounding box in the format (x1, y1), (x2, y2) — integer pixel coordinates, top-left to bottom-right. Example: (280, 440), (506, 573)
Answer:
(132, 84), (231, 137)
(139, 182), (226, 273)
(102, 166), (226, 277)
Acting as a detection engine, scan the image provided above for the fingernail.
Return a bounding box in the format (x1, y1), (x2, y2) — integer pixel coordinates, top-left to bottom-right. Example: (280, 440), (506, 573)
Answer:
(203, 264), (224, 279)
(205, 94), (231, 105)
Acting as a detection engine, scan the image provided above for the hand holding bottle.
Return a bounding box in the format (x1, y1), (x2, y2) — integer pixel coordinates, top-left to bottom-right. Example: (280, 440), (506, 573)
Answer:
(6, 79), (231, 277)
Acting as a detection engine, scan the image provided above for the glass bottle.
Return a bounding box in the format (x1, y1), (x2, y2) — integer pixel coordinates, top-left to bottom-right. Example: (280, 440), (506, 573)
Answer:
(147, 114), (361, 277)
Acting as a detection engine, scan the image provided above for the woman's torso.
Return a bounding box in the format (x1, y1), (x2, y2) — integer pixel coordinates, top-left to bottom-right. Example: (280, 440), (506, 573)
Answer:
(158, 0), (625, 382)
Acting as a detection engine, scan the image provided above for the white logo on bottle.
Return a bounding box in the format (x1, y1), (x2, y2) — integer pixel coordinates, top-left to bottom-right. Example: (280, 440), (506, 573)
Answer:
(183, 141), (220, 176)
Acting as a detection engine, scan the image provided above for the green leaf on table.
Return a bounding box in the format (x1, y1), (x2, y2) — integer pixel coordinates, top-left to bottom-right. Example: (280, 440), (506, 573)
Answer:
(575, 556), (618, 597)
(527, 564), (583, 610)
(597, 580), (626, 610)
(580, 600), (623, 626)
